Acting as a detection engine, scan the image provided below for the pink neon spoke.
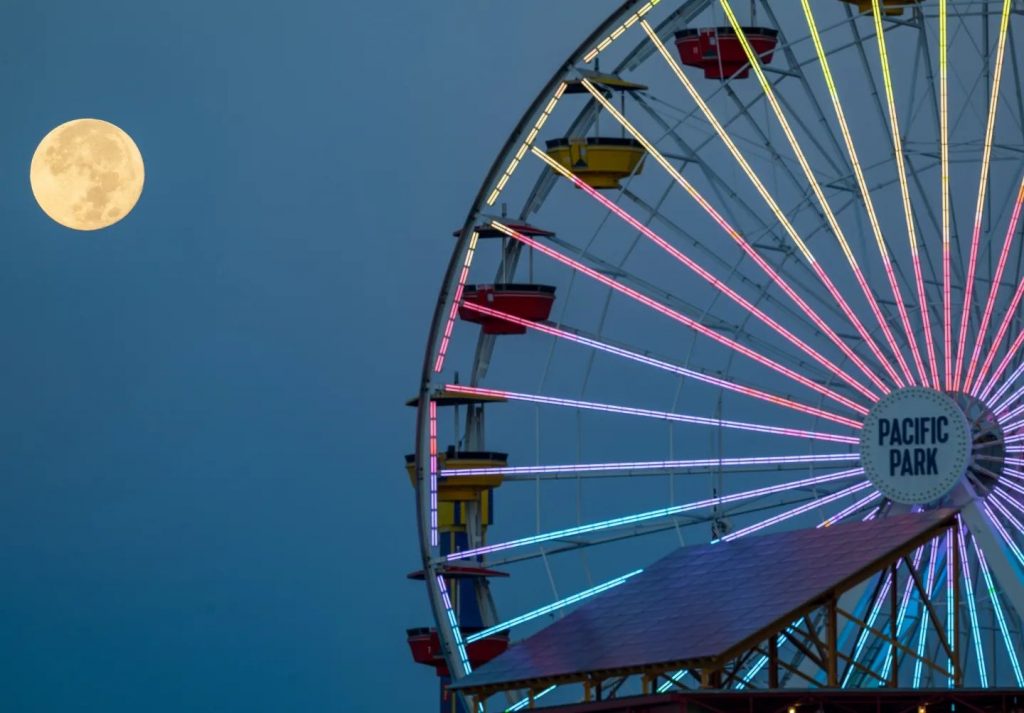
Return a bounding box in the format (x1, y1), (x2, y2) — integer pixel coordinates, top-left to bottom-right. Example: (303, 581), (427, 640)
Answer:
(444, 384), (860, 444)
(965, 177), (1024, 393)
(441, 453), (859, 477)
(974, 276), (1024, 397)
(945, 247), (952, 391)
(979, 326), (1024, 402)
(446, 468), (864, 561)
(460, 302), (862, 428)
(430, 400), (438, 546)
(492, 222), (868, 414)
(540, 152), (880, 401)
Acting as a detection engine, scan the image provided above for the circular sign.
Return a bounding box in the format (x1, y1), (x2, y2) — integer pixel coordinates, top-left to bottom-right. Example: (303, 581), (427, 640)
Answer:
(859, 387), (971, 504)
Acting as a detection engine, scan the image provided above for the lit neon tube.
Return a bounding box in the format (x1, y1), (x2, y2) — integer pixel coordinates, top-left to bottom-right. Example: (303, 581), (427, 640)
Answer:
(460, 301), (862, 428)
(445, 467), (864, 561)
(491, 220), (868, 414)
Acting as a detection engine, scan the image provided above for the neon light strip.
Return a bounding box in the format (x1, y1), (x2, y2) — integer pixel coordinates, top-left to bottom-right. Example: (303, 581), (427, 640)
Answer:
(971, 534), (1024, 685)
(801, 0), (926, 391)
(720, 3), (924, 387)
(946, 531), (954, 686)
(971, 268), (1024, 398)
(445, 468), (864, 561)
(979, 326), (1024, 402)
(966, 175), (1024, 394)
(444, 384), (859, 444)
(738, 495), (878, 689)
(491, 220), (869, 414)
(720, 481), (873, 541)
(638, 22), (906, 389)
(486, 83), (566, 207)
(983, 499), (1024, 567)
(940, 0), (951, 390)
(535, 148), (877, 402)
(460, 301), (862, 428)
(505, 685), (556, 712)
(816, 490), (881, 528)
(868, 0), (937, 387)
(464, 568), (643, 643)
(991, 359), (1024, 411)
(443, 453), (860, 477)
(955, 518), (989, 687)
(581, 0), (660, 64)
(434, 231), (481, 373)
(913, 537), (942, 688)
(956, 0), (1014, 389)
(430, 400), (438, 547)
(437, 574), (472, 675)
(843, 569), (895, 687)
(879, 545), (925, 683)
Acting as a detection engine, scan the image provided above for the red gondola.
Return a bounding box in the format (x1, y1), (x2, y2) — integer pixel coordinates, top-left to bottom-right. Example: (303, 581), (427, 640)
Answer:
(459, 283), (556, 335)
(674, 26), (778, 79)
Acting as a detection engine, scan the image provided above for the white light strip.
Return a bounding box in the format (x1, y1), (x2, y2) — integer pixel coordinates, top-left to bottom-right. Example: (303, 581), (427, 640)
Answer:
(464, 569), (643, 643)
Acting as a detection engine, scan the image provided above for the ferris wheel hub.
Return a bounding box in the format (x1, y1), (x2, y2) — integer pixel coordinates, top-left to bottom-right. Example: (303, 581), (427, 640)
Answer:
(860, 387), (973, 505)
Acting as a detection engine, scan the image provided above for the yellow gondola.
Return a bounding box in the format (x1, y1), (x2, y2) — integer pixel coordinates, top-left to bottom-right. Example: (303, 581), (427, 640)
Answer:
(544, 137), (645, 190)
(840, 0), (919, 16)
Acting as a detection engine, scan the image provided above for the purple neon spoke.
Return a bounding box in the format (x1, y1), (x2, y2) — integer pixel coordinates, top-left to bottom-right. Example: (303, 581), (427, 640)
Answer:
(445, 468), (864, 561)
(991, 359), (1024, 408)
(491, 221), (869, 414)
(459, 302), (862, 429)
(721, 481), (873, 541)
(817, 490), (882, 528)
(441, 453), (859, 477)
(444, 385), (859, 444)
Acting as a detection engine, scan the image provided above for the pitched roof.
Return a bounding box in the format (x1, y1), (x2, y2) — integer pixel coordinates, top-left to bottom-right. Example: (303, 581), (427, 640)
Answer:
(454, 509), (955, 694)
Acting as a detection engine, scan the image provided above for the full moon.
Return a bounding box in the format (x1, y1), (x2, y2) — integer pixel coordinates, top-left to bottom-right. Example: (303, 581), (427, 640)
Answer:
(30, 118), (144, 231)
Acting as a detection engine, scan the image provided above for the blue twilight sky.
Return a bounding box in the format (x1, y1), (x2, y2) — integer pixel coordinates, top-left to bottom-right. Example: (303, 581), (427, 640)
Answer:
(0, 1), (615, 710)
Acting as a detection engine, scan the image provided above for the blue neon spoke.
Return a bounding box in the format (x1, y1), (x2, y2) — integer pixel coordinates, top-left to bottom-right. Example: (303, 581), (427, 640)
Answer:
(465, 569), (643, 644)
(972, 536), (1024, 685)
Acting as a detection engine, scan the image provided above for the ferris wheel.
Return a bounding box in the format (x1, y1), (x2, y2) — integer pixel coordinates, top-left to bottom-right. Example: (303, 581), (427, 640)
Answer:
(407, 0), (1024, 710)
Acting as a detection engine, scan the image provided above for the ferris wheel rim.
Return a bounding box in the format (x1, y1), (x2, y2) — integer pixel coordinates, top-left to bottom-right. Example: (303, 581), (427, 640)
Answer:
(412, 1), (1024, 704)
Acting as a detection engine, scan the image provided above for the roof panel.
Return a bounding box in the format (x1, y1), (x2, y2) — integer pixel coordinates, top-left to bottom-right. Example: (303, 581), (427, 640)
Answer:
(455, 510), (955, 692)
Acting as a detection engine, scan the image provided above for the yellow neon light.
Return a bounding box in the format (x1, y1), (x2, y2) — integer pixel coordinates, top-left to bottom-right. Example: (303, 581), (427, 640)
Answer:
(486, 82), (567, 207)
(869, 0), (939, 388)
(801, 0), (924, 383)
(582, 0), (661, 64)
(954, 0), (1013, 389)
(719, 0), (922, 387)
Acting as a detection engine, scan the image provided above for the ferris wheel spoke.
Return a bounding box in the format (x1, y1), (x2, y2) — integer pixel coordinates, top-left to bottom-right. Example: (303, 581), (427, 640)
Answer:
(720, 4), (932, 389)
(970, 532), (1024, 685)
(991, 363), (1024, 413)
(491, 221), (869, 412)
(939, 0), (953, 390)
(954, 0), (1014, 391)
(638, 21), (911, 391)
(965, 137), (1024, 389)
(877, 545), (926, 684)
(719, 482), (874, 542)
(463, 567), (644, 645)
(978, 318), (1024, 401)
(442, 468), (864, 563)
(869, 0), (940, 389)
(953, 518), (991, 687)
(912, 536), (942, 688)
(442, 453), (860, 480)
(802, 0), (930, 396)
(443, 384), (859, 444)
(459, 302), (862, 428)
(534, 149), (880, 402)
